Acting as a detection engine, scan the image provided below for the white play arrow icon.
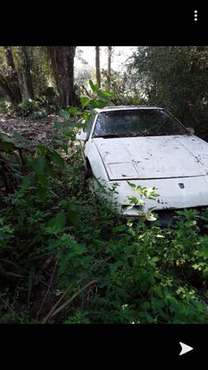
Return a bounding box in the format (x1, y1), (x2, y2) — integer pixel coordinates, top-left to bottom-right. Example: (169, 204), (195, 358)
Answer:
(179, 342), (194, 356)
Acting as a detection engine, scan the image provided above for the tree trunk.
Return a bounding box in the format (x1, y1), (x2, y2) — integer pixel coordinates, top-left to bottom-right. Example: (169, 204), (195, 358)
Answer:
(107, 46), (112, 89)
(47, 47), (77, 107)
(21, 47), (34, 99)
(17, 47), (34, 100)
(5, 47), (17, 72)
(2, 47), (22, 104)
(95, 47), (101, 88)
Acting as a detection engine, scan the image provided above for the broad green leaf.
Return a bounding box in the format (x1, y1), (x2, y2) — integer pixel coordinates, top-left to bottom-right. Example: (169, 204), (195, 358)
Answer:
(0, 132), (16, 153)
(48, 149), (65, 168)
(80, 96), (91, 108)
(59, 109), (70, 120)
(47, 212), (66, 233)
(32, 156), (48, 177)
(89, 80), (98, 92)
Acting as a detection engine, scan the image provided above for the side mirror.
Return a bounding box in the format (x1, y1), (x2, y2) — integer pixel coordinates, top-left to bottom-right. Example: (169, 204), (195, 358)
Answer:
(76, 130), (87, 142)
(186, 127), (195, 135)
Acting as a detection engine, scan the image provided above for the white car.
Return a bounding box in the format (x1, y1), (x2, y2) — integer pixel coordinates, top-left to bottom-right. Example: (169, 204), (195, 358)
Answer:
(77, 105), (208, 221)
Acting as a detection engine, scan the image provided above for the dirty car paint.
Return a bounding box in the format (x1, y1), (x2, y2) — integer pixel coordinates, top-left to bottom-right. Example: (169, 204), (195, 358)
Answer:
(94, 136), (208, 180)
(82, 107), (208, 216)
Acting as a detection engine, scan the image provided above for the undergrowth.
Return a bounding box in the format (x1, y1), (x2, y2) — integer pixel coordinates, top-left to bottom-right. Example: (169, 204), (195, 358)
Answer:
(1, 82), (208, 324)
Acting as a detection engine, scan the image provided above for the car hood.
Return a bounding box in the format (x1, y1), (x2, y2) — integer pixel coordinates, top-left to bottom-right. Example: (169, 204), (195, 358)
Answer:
(94, 135), (208, 180)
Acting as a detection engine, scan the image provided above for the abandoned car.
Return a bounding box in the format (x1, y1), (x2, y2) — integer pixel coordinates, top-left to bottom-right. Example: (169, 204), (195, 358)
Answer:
(76, 106), (208, 221)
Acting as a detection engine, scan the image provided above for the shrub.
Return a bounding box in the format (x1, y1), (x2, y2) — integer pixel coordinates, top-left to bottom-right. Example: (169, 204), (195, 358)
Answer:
(1, 84), (208, 323)
(18, 99), (40, 117)
(17, 98), (53, 118)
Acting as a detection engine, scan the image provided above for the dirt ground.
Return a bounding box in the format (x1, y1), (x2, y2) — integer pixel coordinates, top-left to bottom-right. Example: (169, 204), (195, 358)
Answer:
(0, 114), (60, 149)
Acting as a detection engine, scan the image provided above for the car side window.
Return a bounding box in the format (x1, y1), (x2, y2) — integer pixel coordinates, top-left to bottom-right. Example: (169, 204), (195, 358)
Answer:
(85, 115), (95, 140)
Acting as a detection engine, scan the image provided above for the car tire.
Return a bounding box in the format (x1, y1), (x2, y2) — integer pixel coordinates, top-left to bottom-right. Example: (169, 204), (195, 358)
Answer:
(84, 160), (93, 180)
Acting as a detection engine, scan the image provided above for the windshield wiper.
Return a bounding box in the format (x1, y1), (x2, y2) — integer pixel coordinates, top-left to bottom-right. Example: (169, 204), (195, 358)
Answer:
(94, 132), (146, 138)
(94, 134), (121, 139)
(130, 132), (145, 137)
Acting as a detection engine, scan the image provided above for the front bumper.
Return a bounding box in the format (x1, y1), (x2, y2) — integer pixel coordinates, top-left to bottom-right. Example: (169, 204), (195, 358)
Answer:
(121, 206), (208, 228)
(114, 176), (208, 215)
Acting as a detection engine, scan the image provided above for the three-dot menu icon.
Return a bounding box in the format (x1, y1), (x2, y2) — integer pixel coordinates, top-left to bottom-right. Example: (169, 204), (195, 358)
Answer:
(194, 10), (198, 22)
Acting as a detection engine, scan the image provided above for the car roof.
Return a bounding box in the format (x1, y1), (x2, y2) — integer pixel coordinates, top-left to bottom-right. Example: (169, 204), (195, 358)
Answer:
(94, 105), (163, 113)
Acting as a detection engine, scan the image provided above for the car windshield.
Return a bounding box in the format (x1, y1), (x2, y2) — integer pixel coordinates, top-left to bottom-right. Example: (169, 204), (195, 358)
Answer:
(92, 109), (187, 138)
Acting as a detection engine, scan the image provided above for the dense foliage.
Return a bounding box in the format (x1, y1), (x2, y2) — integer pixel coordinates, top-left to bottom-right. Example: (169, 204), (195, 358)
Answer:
(1, 46), (208, 323)
(2, 45), (208, 139)
(128, 46), (208, 140)
(1, 84), (208, 324)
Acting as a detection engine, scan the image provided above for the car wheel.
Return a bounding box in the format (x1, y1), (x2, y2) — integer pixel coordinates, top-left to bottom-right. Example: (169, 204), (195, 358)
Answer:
(84, 159), (93, 180)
